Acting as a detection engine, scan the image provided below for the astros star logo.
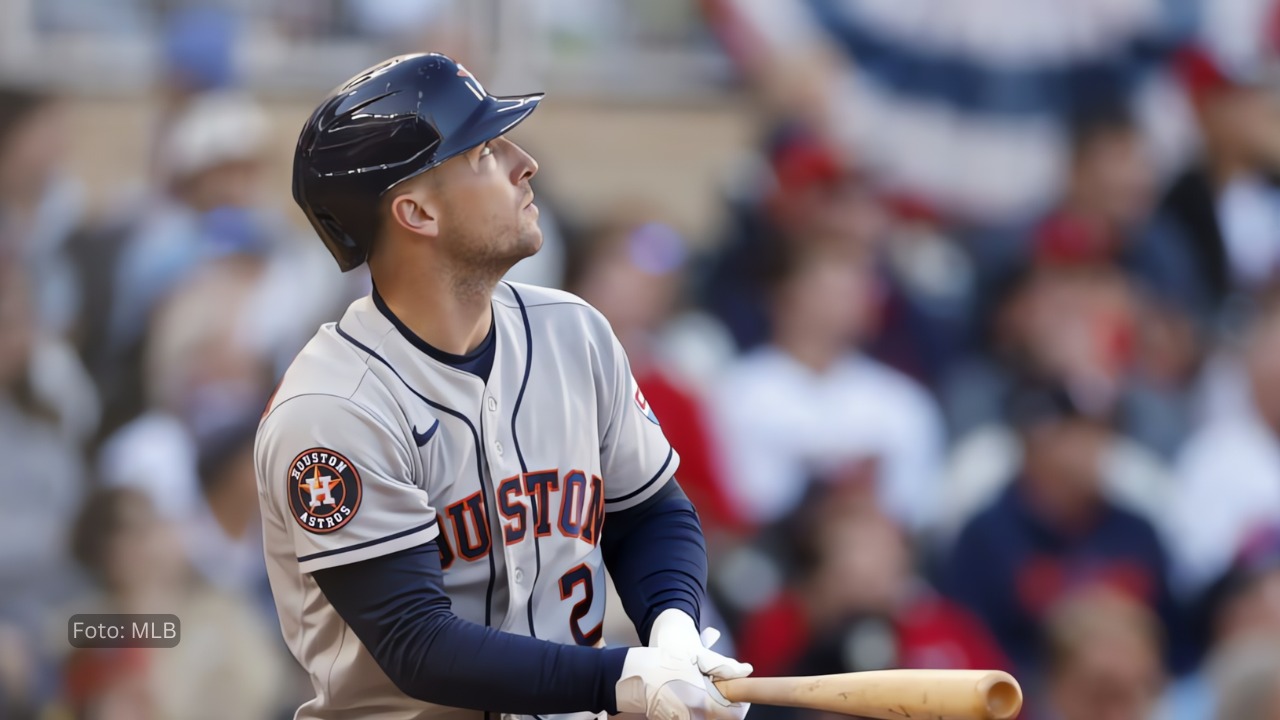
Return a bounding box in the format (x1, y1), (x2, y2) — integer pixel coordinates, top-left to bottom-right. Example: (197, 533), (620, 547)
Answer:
(302, 466), (339, 508)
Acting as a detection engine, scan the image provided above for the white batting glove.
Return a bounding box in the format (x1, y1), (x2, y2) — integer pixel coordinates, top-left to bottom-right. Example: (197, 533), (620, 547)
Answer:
(615, 646), (749, 720)
(647, 609), (754, 681)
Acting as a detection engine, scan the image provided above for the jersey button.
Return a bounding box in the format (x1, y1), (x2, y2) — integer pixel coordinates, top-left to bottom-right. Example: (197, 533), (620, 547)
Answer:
(514, 568), (525, 583)
(487, 397), (498, 412)
(494, 441), (504, 455)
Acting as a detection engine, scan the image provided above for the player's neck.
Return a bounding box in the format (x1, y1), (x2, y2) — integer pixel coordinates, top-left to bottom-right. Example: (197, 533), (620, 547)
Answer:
(375, 274), (494, 356)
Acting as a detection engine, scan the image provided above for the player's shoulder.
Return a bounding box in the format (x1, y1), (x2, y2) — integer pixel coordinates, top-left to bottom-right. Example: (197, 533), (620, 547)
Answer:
(261, 323), (399, 426)
(494, 281), (613, 334)
(495, 281), (592, 313)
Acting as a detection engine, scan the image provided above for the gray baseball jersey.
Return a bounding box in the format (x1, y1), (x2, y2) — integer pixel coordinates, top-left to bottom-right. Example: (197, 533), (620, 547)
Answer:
(255, 281), (678, 720)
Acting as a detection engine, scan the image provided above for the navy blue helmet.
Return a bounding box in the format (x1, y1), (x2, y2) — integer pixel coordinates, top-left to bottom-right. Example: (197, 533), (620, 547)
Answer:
(293, 54), (543, 271)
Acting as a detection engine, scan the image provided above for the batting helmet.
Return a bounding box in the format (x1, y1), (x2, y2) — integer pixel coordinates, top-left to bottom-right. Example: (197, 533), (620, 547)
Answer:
(293, 53), (543, 271)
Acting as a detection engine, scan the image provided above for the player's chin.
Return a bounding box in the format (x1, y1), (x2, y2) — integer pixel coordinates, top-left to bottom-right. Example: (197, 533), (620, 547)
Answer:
(516, 218), (543, 256)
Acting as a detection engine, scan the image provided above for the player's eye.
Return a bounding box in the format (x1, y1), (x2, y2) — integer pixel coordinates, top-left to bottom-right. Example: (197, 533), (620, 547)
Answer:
(479, 143), (493, 159)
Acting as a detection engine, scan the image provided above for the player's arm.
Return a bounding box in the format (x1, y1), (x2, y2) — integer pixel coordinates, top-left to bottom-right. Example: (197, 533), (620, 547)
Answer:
(602, 480), (750, 682)
(312, 540), (626, 712)
(592, 322), (751, 681)
(313, 543), (750, 720)
(602, 480), (706, 640)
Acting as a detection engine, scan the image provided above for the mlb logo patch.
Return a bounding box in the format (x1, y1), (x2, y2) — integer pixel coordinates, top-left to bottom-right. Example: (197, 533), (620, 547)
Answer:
(632, 377), (660, 426)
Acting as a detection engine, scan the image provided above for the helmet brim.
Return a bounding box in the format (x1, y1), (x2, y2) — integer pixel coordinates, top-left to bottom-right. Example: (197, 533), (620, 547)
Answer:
(388, 91), (544, 193)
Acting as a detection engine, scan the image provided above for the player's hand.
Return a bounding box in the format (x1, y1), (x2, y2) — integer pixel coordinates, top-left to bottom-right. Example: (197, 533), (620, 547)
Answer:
(647, 609), (753, 681)
(615, 646), (749, 720)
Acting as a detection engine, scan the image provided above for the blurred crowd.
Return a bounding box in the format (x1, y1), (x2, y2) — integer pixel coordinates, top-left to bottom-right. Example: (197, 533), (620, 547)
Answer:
(7, 1), (1280, 719)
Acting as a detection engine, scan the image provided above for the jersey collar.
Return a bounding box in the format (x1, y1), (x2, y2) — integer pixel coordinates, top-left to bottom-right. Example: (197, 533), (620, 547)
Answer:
(370, 285), (497, 367)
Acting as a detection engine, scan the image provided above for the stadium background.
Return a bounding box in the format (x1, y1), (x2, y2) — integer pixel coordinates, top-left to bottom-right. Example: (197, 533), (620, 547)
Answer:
(4, 0), (1280, 719)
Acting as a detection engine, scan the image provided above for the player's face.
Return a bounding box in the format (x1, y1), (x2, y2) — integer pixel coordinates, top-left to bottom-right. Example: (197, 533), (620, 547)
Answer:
(432, 135), (542, 271)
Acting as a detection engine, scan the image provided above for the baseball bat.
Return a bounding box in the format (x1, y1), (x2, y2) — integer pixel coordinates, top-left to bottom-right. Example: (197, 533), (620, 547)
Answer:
(714, 669), (1022, 720)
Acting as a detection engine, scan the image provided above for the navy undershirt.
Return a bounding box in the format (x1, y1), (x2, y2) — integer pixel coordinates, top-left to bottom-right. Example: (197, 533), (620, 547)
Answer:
(602, 482), (707, 642)
(313, 477), (707, 712)
(372, 287), (497, 383)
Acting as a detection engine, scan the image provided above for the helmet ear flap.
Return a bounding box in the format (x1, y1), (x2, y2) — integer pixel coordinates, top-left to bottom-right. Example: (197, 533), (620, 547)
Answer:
(315, 212), (368, 272)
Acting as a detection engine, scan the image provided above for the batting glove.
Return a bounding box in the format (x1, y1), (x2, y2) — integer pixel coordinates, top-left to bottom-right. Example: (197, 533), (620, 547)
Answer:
(615, 646), (749, 720)
(647, 609), (754, 681)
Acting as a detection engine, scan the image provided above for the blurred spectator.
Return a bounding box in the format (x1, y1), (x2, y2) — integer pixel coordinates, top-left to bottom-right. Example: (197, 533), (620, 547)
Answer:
(152, 6), (241, 181)
(187, 415), (270, 600)
(971, 103), (1162, 281)
(569, 213), (743, 536)
(0, 86), (86, 337)
(1053, 108), (1215, 452)
(734, 483), (1007, 682)
(711, 241), (945, 531)
(61, 486), (287, 720)
(1158, 42), (1280, 317)
(1124, 292), (1210, 460)
(698, 123), (886, 351)
(0, 263), (86, 631)
(945, 98), (1213, 450)
(1165, 526), (1280, 720)
(1208, 641), (1280, 720)
(940, 379), (1180, 682)
(1040, 590), (1166, 720)
(1064, 106), (1161, 248)
(1025, 104), (1211, 420)
(0, 622), (39, 720)
(938, 254), (1175, 541)
(98, 254), (277, 521)
(868, 195), (978, 390)
(76, 90), (273, 442)
(1168, 291), (1280, 595)
(942, 248), (1141, 439)
(79, 90), (351, 446)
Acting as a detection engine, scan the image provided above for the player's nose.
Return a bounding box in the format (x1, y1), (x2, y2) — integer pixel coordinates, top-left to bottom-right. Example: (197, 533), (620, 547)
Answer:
(507, 140), (538, 184)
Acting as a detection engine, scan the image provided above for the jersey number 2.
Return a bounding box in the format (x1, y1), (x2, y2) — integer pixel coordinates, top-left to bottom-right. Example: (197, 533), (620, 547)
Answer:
(558, 564), (602, 646)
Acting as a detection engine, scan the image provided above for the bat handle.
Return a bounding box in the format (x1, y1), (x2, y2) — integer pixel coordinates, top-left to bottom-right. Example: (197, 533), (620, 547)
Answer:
(714, 671), (1024, 720)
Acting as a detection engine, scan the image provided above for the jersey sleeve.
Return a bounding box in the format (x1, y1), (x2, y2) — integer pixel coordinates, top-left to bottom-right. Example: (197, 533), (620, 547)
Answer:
(255, 393), (439, 574)
(596, 325), (680, 512)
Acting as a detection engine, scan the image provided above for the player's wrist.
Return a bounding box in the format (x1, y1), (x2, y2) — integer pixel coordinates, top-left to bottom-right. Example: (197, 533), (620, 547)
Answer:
(648, 609), (754, 683)
(615, 646), (700, 715)
(615, 647), (655, 714)
(616, 646), (749, 720)
(599, 646), (631, 714)
(647, 608), (700, 651)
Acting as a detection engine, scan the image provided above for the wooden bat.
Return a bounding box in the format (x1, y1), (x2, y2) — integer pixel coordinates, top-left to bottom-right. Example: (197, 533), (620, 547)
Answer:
(714, 669), (1022, 720)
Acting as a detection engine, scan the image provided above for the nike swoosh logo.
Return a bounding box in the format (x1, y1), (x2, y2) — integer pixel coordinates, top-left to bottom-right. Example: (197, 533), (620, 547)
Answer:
(412, 419), (440, 447)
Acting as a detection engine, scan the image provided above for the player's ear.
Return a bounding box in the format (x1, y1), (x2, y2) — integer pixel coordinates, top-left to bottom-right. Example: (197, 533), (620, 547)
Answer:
(387, 183), (440, 239)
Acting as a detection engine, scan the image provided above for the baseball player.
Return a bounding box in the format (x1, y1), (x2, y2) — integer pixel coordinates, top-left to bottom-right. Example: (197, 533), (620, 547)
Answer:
(255, 53), (753, 720)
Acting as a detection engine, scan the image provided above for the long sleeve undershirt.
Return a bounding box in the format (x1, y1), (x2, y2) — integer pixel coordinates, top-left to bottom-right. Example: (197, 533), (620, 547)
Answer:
(311, 479), (707, 713)
(601, 481), (708, 643)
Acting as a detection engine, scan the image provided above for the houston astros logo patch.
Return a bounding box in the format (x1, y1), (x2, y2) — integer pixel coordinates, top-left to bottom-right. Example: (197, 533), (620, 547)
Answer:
(288, 448), (362, 534)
